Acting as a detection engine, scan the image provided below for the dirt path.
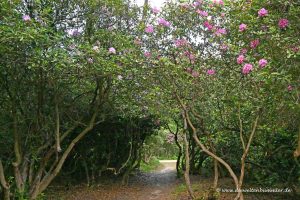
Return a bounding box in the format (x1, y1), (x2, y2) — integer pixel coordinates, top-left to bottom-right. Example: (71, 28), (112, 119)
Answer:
(131, 160), (179, 200)
(52, 160), (181, 200)
(49, 161), (297, 200)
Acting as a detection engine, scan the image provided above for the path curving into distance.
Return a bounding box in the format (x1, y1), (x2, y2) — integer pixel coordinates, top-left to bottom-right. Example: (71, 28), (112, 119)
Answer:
(53, 160), (181, 200)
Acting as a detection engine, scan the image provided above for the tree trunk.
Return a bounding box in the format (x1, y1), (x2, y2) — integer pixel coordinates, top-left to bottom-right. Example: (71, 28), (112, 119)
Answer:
(183, 131), (195, 199)
(29, 111), (99, 199)
(182, 113), (195, 199)
(294, 125), (300, 157)
(175, 132), (182, 177)
(183, 111), (242, 200)
(82, 159), (90, 186)
(0, 160), (10, 200)
(237, 115), (259, 200)
(213, 159), (219, 189)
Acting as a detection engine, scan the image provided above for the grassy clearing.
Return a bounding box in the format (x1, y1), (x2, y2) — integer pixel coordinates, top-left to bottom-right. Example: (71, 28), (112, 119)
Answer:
(139, 157), (161, 172)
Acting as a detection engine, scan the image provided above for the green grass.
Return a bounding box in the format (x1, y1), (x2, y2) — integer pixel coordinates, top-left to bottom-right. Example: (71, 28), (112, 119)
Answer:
(139, 157), (161, 172)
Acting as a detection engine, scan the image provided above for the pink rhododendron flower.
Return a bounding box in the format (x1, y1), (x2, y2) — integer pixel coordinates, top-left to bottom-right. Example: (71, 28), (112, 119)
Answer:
(240, 48), (248, 54)
(196, 10), (208, 17)
(152, 7), (160, 14)
(258, 8), (268, 17)
(184, 51), (195, 62)
(189, 54), (195, 62)
(258, 59), (268, 68)
(145, 25), (154, 33)
(22, 15), (31, 21)
(250, 39), (260, 49)
(237, 55), (245, 64)
(239, 23), (247, 32)
(242, 63), (253, 74)
(287, 85), (293, 91)
(213, 0), (224, 5)
(220, 44), (228, 51)
(144, 51), (151, 58)
(186, 67), (192, 73)
(72, 29), (80, 36)
(158, 18), (171, 27)
(193, 1), (201, 7)
(175, 39), (188, 47)
(207, 69), (215, 75)
(291, 46), (299, 53)
(204, 21), (213, 30)
(215, 28), (227, 36)
(221, 13), (225, 18)
(278, 18), (289, 29)
(192, 70), (200, 78)
(109, 47), (116, 54)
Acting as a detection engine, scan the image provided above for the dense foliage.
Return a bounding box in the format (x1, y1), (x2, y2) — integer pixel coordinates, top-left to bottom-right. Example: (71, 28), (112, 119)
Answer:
(0, 0), (299, 200)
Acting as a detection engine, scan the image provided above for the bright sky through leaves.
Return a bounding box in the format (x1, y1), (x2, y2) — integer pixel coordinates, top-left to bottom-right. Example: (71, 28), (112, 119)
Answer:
(134, 0), (166, 7)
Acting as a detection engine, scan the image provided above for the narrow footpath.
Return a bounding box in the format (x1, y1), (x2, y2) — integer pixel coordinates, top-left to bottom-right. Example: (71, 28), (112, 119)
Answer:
(54, 160), (181, 200)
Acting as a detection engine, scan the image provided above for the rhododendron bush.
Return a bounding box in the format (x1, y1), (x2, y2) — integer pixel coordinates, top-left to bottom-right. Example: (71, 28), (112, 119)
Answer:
(0, 0), (299, 199)
(0, 0), (150, 199)
(132, 0), (299, 199)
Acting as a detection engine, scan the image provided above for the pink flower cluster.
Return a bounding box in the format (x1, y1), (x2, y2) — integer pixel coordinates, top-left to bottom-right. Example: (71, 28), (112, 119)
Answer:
(22, 15), (31, 21)
(250, 39), (260, 49)
(207, 69), (215, 75)
(186, 67), (192, 73)
(204, 21), (213, 30)
(144, 51), (151, 58)
(109, 47), (116, 54)
(213, 0), (224, 6)
(237, 55), (245, 64)
(158, 18), (171, 27)
(184, 51), (195, 62)
(192, 70), (200, 78)
(72, 29), (80, 36)
(175, 39), (188, 47)
(240, 48), (248, 54)
(215, 28), (227, 36)
(196, 9), (208, 17)
(193, 1), (201, 7)
(152, 7), (160, 14)
(239, 23), (247, 32)
(258, 8), (268, 17)
(145, 25), (154, 33)
(278, 18), (289, 29)
(258, 59), (268, 68)
(242, 63), (253, 74)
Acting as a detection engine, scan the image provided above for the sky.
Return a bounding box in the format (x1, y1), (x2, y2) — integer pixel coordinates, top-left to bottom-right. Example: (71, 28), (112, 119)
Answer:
(133, 0), (167, 7)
